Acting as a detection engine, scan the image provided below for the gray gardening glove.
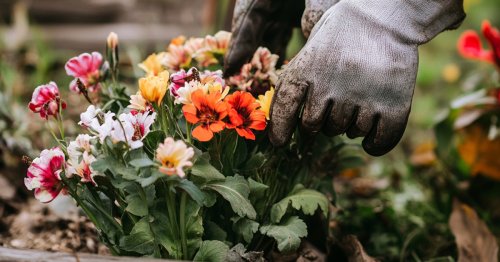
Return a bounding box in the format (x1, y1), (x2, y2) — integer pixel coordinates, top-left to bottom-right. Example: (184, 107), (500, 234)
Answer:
(269, 0), (465, 156)
(225, 0), (337, 76)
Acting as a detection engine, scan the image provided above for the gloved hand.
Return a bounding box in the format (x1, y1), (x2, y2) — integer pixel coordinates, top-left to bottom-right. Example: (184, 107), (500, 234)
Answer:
(269, 0), (465, 156)
(224, 0), (337, 76)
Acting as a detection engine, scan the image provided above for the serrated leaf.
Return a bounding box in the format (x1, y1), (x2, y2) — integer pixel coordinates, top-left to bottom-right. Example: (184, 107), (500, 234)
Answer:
(232, 217), (259, 243)
(271, 184), (329, 223)
(119, 217), (155, 255)
(260, 216), (307, 253)
(204, 175), (256, 219)
(191, 153), (225, 182)
(193, 240), (230, 262)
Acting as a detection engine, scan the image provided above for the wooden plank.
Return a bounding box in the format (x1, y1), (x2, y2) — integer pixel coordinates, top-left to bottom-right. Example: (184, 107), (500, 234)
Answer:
(0, 247), (178, 262)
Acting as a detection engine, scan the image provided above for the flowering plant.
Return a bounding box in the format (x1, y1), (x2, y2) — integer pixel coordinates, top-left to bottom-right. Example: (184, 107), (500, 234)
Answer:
(24, 31), (361, 260)
(435, 20), (500, 181)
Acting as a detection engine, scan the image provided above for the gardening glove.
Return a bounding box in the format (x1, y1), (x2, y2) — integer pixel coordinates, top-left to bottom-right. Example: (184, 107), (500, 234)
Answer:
(301, 0), (339, 38)
(224, 0), (304, 76)
(269, 0), (465, 156)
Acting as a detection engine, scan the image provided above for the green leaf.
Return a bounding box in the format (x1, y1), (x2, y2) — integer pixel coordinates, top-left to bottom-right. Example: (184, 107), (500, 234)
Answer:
(232, 217), (259, 243)
(177, 179), (214, 207)
(204, 175), (257, 219)
(271, 184), (329, 223)
(242, 152), (266, 171)
(119, 217), (156, 255)
(183, 198), (204, 259)
(248, 178), (268, 200)
(193, 240), (230, 262)
(260, 216), (307, 253)
(143, 130), (166, 156)
(204, 220), (227, 242)
(124, 184), (155, 217)
(191, 153), (225, 182)
(150, 207), (180, 258)
(130, 157), (156, 168)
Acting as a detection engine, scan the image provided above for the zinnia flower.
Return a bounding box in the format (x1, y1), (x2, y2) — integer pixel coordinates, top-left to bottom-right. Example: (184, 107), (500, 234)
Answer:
(162, 43), (192, 71)
(156, 137), (194, 177)
(67, 134), (97, 185)
(183, 89), (228, 141)
(128, 91), (153, 114)
(139, 71), (169, 105)
(257, 87), (275, 120)
(225, 91), (267, 140)
(110, 112), (156, 149)
(65, 52), (103, 93)
(29, 82), (66, 119)
(24, 147), (65, 203)
(458, 20), (500, 68)
(139, 53), (166, 76)
(194, 31), (231, 67)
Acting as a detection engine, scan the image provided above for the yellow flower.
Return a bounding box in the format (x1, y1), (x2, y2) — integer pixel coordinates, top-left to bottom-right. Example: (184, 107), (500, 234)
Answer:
(139, 71), (169, 105)
(257, 87), (274, 120)
(156, 137), (194, 177)
(139, 53), (166, 76)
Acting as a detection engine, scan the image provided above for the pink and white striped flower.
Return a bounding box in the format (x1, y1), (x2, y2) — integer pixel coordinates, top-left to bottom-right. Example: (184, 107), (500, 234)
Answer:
(24, 147), (66, 203)
(156, 137), (194, 177)
(65, 52), (103, 93)
(28, 82), (66, 119)
(111, 112), (156, 149)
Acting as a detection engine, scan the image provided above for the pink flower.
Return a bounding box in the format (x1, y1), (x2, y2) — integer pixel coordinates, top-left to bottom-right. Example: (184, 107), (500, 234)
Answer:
(28, 82), (66, 119)
(65, 52), (103, 93)
(24, 147), (66, 203)
(156, 137), (194, 177)
(169, 69), (190, 97)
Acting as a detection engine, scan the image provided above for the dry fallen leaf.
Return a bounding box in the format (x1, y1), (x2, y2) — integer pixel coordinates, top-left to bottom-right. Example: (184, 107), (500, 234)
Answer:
(458, 125), (500, 180)
(449, 199), (498, 262)
(340, 235), (378, 262)
(410, 141), (437, 167)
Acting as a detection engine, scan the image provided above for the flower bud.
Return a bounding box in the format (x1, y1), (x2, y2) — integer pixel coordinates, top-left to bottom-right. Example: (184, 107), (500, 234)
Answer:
(107, 32), (119, 50)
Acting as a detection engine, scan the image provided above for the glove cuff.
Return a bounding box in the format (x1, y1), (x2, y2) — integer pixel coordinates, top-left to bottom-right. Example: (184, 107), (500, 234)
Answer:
(344, 0), (466, 45)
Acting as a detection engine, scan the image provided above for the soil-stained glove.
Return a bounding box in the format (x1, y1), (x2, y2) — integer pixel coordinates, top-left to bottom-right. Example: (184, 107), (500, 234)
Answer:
(301, 0), (339, 38)
(269, 0), (465, 156)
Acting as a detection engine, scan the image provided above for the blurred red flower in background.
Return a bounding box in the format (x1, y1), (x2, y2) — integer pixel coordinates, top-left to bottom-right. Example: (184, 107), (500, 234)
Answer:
(458, 20), (500, 68)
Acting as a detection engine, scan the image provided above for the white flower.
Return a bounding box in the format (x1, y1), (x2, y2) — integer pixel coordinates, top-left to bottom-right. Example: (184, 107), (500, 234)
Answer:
(156, 137), (194, 177)
(79, 105), (101, 128)
(67, 151), (97, 184)
(110, 112), (156, 149)
(93, 112), (116, 143)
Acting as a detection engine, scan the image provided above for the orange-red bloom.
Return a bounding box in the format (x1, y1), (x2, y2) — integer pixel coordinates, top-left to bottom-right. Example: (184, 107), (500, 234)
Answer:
(225, 91), (266, 140)
(182, 89), (228, 141)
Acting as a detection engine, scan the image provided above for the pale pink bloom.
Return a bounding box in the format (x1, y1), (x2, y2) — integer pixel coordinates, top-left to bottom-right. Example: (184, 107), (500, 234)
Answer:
(162, 44), (191, 72)
(174, 76), (229, 105)
(65, 52), (103, 93)
(251, 47), (278, 83)
(201, 70), (225, 86)
(184, 37), (204, 55)
(156, 137), (194, 177)
(25, 147), (66, 203)
(111, 112), (156, 149)
(203, 31), (231, 54)
(128, 91), (153, 114)
(28, 82), (66, 119)
(174, 81), (204, 105)
(67, 152), (97, 185)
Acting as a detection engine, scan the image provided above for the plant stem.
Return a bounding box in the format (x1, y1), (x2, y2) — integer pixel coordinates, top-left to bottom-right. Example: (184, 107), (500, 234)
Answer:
(186, 123), (192, 144)
(164, 181), (181, 259)
(179, 191), (188, 260)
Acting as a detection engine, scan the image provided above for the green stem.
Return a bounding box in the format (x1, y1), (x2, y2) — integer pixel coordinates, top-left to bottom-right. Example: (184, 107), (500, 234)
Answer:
(179, 192), (188, 260)
(186, 122), (192, 144)
(164, 181), (181, 259)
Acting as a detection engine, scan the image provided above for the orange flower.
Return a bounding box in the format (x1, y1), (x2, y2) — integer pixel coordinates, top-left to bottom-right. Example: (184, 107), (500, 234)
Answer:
(182, 89), (228, 141)
(225, 91), (266, 140)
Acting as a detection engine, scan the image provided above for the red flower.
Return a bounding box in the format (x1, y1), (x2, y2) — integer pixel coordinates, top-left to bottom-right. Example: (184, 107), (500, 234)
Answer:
(458, 20), (500, 67)
(24, 147), (66, 203)
(482, 21), (500, 66)
(225, 91), (266, 140)
(182, 89), (228, 141)
(28, 82), (66, 119)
